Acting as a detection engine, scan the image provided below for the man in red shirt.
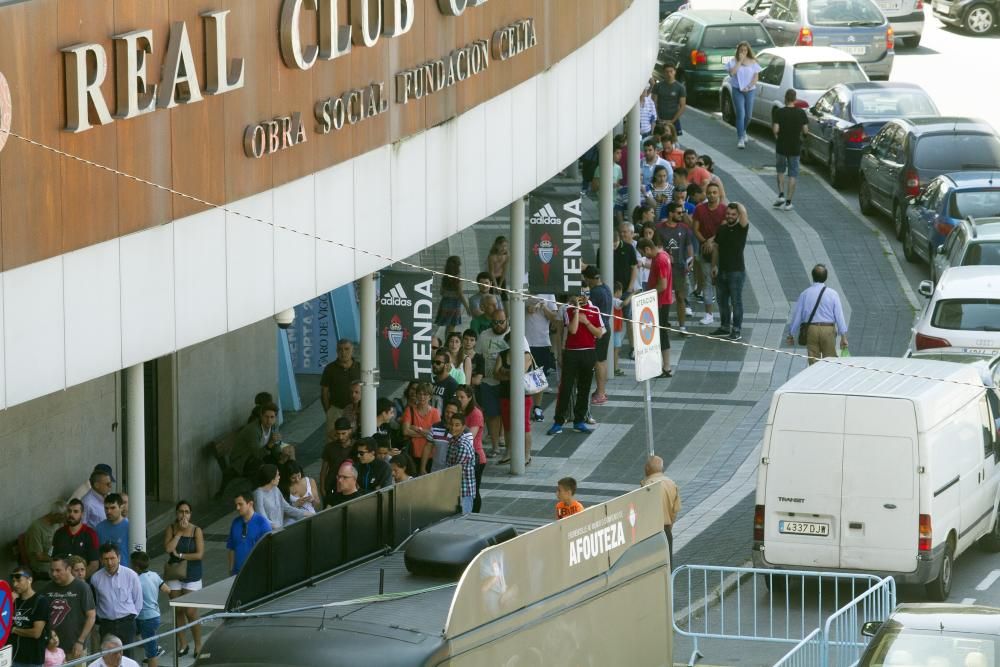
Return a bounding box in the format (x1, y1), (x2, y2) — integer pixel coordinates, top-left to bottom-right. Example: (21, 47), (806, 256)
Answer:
(692, 182), (727, 327)
(637, 237), (674, 378)
(546, 293), (605, 435)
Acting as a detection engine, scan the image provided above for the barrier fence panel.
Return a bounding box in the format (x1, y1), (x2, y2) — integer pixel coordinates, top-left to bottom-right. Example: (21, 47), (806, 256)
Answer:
(823, 576), (897, 667)
(671, 565), (893, 666)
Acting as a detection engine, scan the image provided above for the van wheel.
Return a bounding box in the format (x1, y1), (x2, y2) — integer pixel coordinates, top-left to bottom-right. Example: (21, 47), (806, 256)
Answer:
(893, 202), (907, 241)
(828, 148), (845, 189)
(978, 513), (1000, 552)
(925, 541), (954, 601)
(903, 223), (918, 263)
(721, 93), (735, 126)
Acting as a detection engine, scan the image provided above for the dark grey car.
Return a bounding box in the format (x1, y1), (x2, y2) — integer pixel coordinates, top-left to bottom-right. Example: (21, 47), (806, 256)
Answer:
(741, 0), (895, 79)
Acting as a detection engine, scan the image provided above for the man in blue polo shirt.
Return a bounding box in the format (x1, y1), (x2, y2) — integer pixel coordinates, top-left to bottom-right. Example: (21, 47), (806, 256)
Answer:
(226, 491), (271, 575)
(95, 494), (130, 567)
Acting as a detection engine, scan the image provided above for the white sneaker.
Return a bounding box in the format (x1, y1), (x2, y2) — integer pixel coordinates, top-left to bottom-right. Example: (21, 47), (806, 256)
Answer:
(737, 139), (746, 149)
(685, 306), (693, 316)
(699, 313), (714, 325)
(772, 196), (785, 208)
(783, 201), (794, 211)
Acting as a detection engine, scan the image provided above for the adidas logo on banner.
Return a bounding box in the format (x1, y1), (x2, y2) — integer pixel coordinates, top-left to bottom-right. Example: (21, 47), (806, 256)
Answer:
(380, 283), (412, 307)
(529, 203), (561, 225)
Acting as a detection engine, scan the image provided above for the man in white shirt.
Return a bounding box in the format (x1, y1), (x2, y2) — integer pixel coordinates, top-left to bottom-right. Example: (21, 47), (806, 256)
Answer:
(87, 634), (141, 667)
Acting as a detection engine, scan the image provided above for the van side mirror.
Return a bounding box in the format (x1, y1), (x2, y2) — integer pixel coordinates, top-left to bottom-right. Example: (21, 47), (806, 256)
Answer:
(861, 621), (882, 637)
(918, 280), (934, 298)
(936, 244), (944, 255)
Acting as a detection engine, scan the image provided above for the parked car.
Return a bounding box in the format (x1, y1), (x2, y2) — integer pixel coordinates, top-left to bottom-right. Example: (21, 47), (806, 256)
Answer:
(877, 0), (926, 47)
(912, 265), (1000, 354)
(858, 604), (1000, 667)
(925, 215), (1000, 280)
(656, 10), (773, 96)
(753, 357), (1000, 601)
(739, 0), (895, 79)
(904, 175), (1000, 268)
(908, 348), (1000, 387)
(720, 46), (867, 129)
(803, 81), (938, 187)
(858, 117), (1000, 240)
(933, 0), (999, 34)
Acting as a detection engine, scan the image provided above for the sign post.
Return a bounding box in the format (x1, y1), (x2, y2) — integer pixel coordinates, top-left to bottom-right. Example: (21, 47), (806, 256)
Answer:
(630, 290), (661, 457)
(0, 579), (13, 648)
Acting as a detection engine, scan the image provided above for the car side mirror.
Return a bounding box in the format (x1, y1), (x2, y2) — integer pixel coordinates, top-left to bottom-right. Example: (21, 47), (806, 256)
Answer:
(936, 244), (944, 255)
(861, 621), (883, 638)
(907, 197), (917, 206)
(810, 105), (819, 116)
(918, 280), (934, 298)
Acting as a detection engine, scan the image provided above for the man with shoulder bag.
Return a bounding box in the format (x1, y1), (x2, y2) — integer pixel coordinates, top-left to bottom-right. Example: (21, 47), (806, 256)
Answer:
(787, 264), (848, 364)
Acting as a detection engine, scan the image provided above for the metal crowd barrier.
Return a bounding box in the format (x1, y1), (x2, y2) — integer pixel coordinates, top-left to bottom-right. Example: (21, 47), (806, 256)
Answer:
(672, 564), (895, 666)
(774, 628), (824, 667)
(823, 576), (896, 667)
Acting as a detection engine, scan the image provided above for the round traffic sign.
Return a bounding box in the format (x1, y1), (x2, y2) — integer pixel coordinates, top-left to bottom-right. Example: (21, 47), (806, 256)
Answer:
(638, 306), (656, 346)
(0, 71), (11, 155)
(0, 579), (13, 646)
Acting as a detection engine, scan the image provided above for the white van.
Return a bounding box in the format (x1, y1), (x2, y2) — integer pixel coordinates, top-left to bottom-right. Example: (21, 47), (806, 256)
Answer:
(753, 357), (1000, 600)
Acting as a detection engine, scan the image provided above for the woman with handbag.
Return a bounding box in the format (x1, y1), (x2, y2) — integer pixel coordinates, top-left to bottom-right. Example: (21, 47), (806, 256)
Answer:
(164, 501), (204, 658)
(495, 332), (534, 467)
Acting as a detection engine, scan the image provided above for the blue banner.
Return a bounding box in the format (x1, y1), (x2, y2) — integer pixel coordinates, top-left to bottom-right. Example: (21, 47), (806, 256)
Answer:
(286, 293), (334, 375)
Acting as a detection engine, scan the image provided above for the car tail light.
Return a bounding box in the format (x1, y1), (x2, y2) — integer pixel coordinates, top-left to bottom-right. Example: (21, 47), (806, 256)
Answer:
(754, 505), (765, 542)
(915, 333), (951, 350)
(886, 26), (894, 50)
(905, 169), (920, 198)
(845, 125), (866, 144)
(690, 49), (707, 66)
(919, 514), (932, 552)
(793, 99), (809, 109)
(796, 27), (813, 46)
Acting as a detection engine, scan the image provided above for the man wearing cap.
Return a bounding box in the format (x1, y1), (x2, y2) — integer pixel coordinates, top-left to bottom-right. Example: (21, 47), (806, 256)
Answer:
(230, 402), (280, 478)
(582, 266), (613, 405)
(25, 500), (66, 579)
(320, 339), (361, 431)
(41, 557), (96, 661)
(10, 566), (50, 667)
(90, 544), (142, 657)
(70, 464), (115, 506)
(51, 499), (99, 577)
(81, 468), (114, 530)
(320, 417), (355, 500)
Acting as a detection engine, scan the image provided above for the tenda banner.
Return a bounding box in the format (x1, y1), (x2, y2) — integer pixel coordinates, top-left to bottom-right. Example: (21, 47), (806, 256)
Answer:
(378, 270), (437, 381)
(527, 192), (586, 295)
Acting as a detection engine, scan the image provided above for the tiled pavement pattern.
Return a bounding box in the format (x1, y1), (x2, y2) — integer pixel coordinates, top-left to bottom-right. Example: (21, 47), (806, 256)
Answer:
(141, 106), (918, 665)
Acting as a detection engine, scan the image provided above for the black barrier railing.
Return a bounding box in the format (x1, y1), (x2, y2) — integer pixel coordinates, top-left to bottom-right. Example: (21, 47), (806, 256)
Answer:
(224, 466), (461, 610)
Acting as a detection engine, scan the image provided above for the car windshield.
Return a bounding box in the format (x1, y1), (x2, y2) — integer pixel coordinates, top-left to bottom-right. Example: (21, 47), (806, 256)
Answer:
(793, 62), (867, 90)
(914, 135), (1000, 171)
(962, 241), (1000, 267)
(949, 191), (1000, 219)
(807, 0), (884, 25)
(702, 25), (772, 50)
(851, 91), (938, 119)
(862, 627), (998, 666)
(932, 299), (1000, 331)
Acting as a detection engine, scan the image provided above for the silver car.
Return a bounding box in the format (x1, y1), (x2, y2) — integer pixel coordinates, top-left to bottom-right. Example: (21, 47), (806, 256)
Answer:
(741, 0), (895, 79)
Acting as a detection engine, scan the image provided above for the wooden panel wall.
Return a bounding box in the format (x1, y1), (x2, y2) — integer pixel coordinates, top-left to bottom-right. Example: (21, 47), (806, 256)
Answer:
(0, 0), (633, 271)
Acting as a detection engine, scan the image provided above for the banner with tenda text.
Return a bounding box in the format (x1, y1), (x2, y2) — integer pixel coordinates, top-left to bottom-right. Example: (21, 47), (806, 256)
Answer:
(378, 270), (437, 382)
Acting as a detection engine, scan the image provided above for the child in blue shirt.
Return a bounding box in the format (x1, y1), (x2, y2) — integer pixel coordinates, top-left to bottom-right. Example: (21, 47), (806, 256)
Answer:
(132, 551), (170, 667)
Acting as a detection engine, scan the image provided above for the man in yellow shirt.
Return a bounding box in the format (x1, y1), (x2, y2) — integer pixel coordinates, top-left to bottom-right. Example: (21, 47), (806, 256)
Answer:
(641, 455), (681, 566)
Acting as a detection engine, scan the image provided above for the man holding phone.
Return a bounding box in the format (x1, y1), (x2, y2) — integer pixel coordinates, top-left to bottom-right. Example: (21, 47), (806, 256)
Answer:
(546, 292), (605, 436)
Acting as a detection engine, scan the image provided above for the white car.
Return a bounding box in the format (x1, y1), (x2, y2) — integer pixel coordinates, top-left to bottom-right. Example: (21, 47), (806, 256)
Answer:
(720, 46), (868, 129)
(911, 266), (1000, 354)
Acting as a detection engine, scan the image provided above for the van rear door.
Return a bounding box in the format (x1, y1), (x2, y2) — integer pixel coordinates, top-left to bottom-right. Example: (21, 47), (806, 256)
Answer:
(839, 397), (919, 573)
(764, 393), (845, 569)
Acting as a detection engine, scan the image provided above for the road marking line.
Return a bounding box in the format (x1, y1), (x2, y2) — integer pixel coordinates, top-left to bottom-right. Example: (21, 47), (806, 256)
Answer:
(962, 597), (977, 605)
(975, 569), (1000, 591)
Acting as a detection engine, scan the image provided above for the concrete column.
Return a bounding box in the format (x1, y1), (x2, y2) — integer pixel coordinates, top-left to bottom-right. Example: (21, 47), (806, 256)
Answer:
(359, 274), (378, 437)
(508, 197), (527, 475)
(599, 131), (615, 366)
(628, 102), (642, 212)
(126, 363), (147, 553)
